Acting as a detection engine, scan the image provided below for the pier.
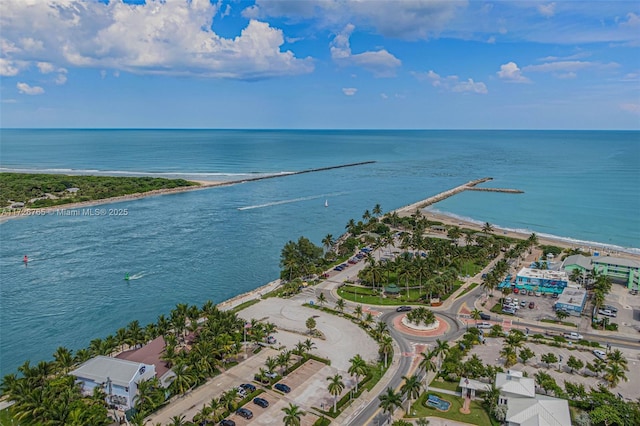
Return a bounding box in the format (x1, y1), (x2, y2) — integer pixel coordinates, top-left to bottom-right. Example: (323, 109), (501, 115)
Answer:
(396, 177), (523, 215)
(231, 161), (376, 184)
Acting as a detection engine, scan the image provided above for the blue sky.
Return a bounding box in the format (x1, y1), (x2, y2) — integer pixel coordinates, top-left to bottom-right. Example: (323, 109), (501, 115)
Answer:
(1, 0), (639, 129)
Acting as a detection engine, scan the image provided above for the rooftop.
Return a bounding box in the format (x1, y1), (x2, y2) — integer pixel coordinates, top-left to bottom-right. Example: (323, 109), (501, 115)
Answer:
(496, 370), (535, 398)
(555, 288), (587, 307)
(116, 336), (169, 380)
(71, 356), (154, 388)
(506, 395), (571, 426)
(517, 268), (568, 282)
(591, 256), (640, 269)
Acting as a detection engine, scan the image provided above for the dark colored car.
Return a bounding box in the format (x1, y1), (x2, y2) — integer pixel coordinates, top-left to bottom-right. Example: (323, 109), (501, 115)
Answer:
(253, 397), (269, 408)
(240, 383), (256, 393)
(479, 313), (491, 320)
(236, 408), (253, 419)
(274, 383), (291, 393)
(219, 420), (235, 426)
(396, 306), (412, 312)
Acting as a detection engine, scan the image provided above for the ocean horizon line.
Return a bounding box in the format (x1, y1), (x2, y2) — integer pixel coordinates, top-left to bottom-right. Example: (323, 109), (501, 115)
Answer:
(2, 127), (639, 132)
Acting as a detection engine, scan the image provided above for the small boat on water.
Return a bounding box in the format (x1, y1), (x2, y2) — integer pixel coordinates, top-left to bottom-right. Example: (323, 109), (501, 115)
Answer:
(324, 199), (328, 207)
(124, 273), (130, 281)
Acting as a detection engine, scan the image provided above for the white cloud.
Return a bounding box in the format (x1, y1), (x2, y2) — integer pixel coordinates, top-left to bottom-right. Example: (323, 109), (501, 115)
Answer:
(342, 87), (357, 96)
(380, 93), (388, 99)
(523, 60), (619, 73)
(537, 3), (556, 18)
(1, 0), (313, 80)
(37, 62), (55, 74)
(253, 0), (465, 40)
(497, 62), (531, 83)
(413, 70), (487, 94)
(620, 103), (640, 115)
(620, 12), (640, 28)
(0, 58), (20, 76)
(16, 82), (44, 95)
(331, 24), (401, 77)
(55, 73), (67, 85)
(556, 72), (576, 79)
(452, 78), (488, 94)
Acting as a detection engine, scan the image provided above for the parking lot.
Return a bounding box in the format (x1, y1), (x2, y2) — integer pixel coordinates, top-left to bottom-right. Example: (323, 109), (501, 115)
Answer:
(467, 334), (640, 400)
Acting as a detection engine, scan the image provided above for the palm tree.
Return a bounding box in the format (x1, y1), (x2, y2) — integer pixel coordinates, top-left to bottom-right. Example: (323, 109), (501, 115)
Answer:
(373, 203), (382, 218)
(416, 418), (430, 426)
(604, 363), (628, 388)
(482, 222), (494, 234)
(378, 386), (402, 416)
(169, 361), (195, 395)
(168, 415), (186, 426)
(379, 335), (393, 368)
(327, 374), (345, 412)
(52, 346), (74, 374)
(282, 403), (305, 426)
(303, 338), (317, 354)
(277, 350), (292, 375)
(353, 304), (363, 320)
(317, 292), (327, 306)
(265, 356), (278, 375)
(348, 354), (368, 392)
(400, 374), (421, 414)
(362, 312), (374, 329)
(432, 339), (450, 368)
(322, 234), (334, 254)
(418, 351), (437, 385)
(335, 298), (346, 313)
(499, 345), (518, 368)
(606, 349), (628, 371)
(471, 309), (482, 327)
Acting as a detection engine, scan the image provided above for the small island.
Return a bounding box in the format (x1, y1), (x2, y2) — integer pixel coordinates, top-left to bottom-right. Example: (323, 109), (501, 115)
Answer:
(0, 173), (201, 209)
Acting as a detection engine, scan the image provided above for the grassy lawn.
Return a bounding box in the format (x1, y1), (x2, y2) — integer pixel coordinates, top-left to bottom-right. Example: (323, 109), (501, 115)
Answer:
(229, 298), (261, 313)
(337, 284), (461, 306)
(456, 282), (479, 299)
(540, 318), (577, 328)
(0, 409), (19, 426)
(409, 392), (495, 426)
(429, 379), (460, 392)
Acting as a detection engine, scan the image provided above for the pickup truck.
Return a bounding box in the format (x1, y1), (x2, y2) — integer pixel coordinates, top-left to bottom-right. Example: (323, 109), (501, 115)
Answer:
(564, 332), (584, 340)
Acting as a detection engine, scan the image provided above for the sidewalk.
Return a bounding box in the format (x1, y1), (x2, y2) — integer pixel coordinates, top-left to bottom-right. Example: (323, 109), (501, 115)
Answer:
(334, 338), (403, 425)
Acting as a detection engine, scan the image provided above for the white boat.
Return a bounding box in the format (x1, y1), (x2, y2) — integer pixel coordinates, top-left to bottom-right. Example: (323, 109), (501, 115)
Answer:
(324, 199), (328, 207)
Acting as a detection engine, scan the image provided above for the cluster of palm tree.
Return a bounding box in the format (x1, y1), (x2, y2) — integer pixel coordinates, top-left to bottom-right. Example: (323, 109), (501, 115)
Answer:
(1, 300), (264, 424)
(582, 349), (629, 389)
(405, 307), (436, 327)
(0, 364), (110, 425)
(279, 236), (324, 281)
(377, 373), (423, 418)
(498, 330), (534, 368)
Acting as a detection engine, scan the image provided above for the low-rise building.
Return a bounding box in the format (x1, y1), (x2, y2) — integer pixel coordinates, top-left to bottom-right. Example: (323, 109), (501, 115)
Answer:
(70, 355), (156, 410)
(562, 254), (640, 290)
(554, 288), (588, 315)
(495, 370), (571, 426)
(515, 268), (568, 293)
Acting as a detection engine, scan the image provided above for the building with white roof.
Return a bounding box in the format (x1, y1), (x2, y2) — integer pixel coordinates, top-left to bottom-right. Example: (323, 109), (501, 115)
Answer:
(495, 370), (570, 426)
(70, 355), (156, 410)
(515, 268), (569, 294)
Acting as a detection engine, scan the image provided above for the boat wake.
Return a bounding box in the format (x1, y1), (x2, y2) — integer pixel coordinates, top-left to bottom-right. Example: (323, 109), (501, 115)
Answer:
(127, 272), (145, 280)
(238, 192), (348, 211)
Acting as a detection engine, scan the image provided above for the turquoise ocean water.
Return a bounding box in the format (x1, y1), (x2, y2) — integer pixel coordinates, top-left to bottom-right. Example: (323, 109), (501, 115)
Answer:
(0, 129), (639, 376)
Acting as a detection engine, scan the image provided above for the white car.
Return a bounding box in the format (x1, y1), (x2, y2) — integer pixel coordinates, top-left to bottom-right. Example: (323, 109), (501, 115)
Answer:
(593, 349), (606, 360)
(564, 332), (583, 340)
(476, 322), (492, 329)
(598, 309), (617, 317)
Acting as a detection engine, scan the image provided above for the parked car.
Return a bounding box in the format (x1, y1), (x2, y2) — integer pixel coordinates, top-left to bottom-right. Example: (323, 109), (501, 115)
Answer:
(502, 307), (516, 315)
(266, 336), (277, 344)
(520, 300), (527, 307)
(236, 387), (246, 397)
(564, 332), (584, 340)
(253, 397), (269, 408)
(479, 313), (491, 320)
(598, 309), (617, 317)
(236, 408), (253, 419)
(396, 306), (412, 312)
(528, 301), (535, 309)
(265, 371), (278, 379)
(240, 383), (256, 393)
(603, 305), (618, 313)
(593, 349), (606, 360)
(219, 420), (235, 426)
(534, 291), (542, 297)
(274, 383), (291, 393)
(476, 322), (492, 329)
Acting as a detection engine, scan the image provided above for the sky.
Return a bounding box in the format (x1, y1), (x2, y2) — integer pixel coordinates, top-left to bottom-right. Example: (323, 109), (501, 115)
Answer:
(0, 0), (639, 129)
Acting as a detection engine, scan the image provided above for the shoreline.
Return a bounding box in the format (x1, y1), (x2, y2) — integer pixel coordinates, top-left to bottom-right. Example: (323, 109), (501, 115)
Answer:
(0, 180), (227, 223)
